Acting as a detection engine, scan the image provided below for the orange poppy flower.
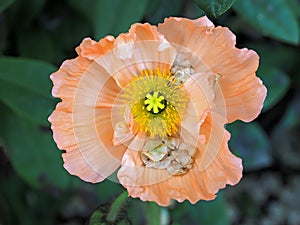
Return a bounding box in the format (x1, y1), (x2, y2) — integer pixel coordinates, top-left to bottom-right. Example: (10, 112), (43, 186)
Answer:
(49, 16), (267, 206)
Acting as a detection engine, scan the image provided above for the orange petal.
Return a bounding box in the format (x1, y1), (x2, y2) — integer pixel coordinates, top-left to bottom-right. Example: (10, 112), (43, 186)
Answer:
(75, 36), (115, 60)
(94, 23), (177, 88)
(183, 72), (215, 116)
(118, 112), (242, 206)
(50, 102), (105, 182)
(196, 111), (242, 193)
(158, 17), (266, 123)
(117, 142), (214, 206)
(49, 49), (127, 182)
(193, 16), (215, 27)
(179, 102), (206, 148)
(180, 72), (216, 145)
(158, 17), (215, 46)
(195, 128), (242, 195)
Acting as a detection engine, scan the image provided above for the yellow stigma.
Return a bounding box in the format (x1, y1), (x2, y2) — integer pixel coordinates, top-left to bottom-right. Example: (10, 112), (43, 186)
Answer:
(122, 68), (188, 138)
(144, 91), (166, 114)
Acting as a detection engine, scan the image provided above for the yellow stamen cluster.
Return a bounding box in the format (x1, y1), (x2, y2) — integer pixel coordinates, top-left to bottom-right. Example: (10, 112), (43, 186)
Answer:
(122, 68), (188, 137)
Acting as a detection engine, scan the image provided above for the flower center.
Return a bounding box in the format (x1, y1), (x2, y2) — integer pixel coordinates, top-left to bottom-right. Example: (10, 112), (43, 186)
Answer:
(144, 91), (167, 114)
(121, 68), (188, 138)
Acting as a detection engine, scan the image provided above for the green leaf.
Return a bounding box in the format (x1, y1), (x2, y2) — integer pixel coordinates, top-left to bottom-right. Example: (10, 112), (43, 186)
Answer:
(17, 29), (58, 62)
(89, 208), (105, 225)
(0, 15), (8, 54)
(0, 104), (72, 190)
(106, 191), (129, 222)
(64, 0), (94, 24)
(0, 0), (15, 12)
(96, 0), (148, 39)
(66, 0), (149, 39)
(194, 0), (237, 18)
(145, 202), (161, 225)
(249, 43), (298, 71)
(0, 171), (36, 225)
(287, 0), (300, 17)
(0, 80), (55, 125)
(271, 92), (300, 169)
(171, 194), (230, 225)
(5, 0), (46, 30)
(0, 57), (57, 125)
(88, 191), (131, 225)
(277, 93), (300, 129)
(233, 0), (300, 44)
(52, 11), (91, 54)
(92, 180), (124, 204)
(0, 168), (65, 225)
(258, 65), (290, 111)
(227, 121), (272, 171)
(0, 57), (55, 97)
(145, 0), (185, 24)
(127, 199), (145, 225)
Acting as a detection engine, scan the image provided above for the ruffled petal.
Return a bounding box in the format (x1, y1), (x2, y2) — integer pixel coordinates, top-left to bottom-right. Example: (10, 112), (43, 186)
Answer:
(50, 102), (105, 182)
(118, 111), (242, 206)
(158, 17), (266, 123)
(196, 112), (242, 193)
(117, 141), (215, 206)
(180, 72), (217, 146)
(179, 102), (204, 147)
(49, 43), (127, 182)
(184, 72), (215, 116)
(193, 16), (215, 27)
(94, 23), (177, 88)
(75, 36), (115, 60)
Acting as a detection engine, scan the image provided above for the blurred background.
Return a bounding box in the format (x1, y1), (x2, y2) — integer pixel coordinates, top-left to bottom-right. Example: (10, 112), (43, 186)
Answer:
(0, 0), (299, 224)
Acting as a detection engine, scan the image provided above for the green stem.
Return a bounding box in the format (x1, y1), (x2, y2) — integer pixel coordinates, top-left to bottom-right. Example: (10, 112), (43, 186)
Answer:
(106, 190), (129, 222)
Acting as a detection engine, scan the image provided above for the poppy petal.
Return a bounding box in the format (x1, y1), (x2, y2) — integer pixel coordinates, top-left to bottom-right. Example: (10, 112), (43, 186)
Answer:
(49, 53), (127, 182)
(94, 23), (177, 88)
(117, 111), (241, 206)
(158, 17), (266, 123)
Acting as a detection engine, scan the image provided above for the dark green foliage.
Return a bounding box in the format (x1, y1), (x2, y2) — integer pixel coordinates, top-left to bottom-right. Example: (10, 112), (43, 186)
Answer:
(234, 0), (299, 44)
(194, 0), (237, 17)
